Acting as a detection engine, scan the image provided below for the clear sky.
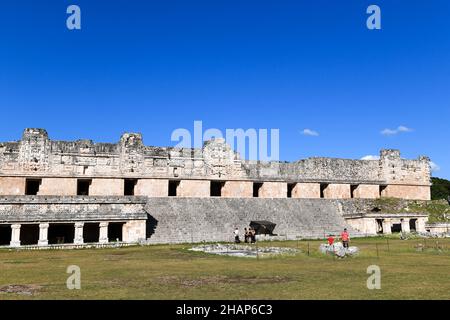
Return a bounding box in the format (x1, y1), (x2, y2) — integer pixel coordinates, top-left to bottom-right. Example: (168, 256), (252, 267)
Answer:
(1, 0), (449, 178)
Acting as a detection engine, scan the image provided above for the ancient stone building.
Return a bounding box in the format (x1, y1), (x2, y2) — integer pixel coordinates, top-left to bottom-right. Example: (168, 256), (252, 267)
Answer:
(0, 128), (431, 247)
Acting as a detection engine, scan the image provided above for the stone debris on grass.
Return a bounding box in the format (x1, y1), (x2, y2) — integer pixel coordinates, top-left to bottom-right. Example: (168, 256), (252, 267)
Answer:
(190, 244), (299, 258)
(0, 284), (42, 296)
(319, 242), (359, 258)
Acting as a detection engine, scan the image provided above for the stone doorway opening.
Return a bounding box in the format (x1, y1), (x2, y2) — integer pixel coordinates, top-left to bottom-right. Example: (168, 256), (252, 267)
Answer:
(124, 179), (137, 196)
(83, 223), (100, 243)
(410, 219), (418, 232)
(210, 181), (224, 197)
(0, 224), (11, 245)
(320, 184), (329, 198)
(25, 179), (41, 195)
(108, 222), (124, 242)
(391, 223), (402, 233)
(77, 179), (92, 196)
(20, 224), (40, 245)
(287, 183), (296, 198)
(169, 180), (180, 197)
(253, 183), (263, 197)
(376, 219), (384, 234)
(48, 223), (75, 244)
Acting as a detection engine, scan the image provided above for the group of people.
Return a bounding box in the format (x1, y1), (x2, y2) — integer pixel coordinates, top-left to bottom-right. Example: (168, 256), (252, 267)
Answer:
(327, 229), (351, 248)
(234, 227), (257, 244)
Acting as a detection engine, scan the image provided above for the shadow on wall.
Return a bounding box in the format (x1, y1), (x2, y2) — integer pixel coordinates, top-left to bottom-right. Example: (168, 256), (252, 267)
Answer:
(146, 214), (158, 238)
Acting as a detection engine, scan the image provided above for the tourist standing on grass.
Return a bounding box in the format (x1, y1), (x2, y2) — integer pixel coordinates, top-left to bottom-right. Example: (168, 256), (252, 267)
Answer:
(234, 228), (241, 243)
(327, 234), (335, 246)
(341, 229), (350, 248)
(250, 228), (256, 244)
(244, 228), (249, 243)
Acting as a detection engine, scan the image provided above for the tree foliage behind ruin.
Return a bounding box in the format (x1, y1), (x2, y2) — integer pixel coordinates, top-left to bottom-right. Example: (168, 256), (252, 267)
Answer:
(431, 177), (450, 200)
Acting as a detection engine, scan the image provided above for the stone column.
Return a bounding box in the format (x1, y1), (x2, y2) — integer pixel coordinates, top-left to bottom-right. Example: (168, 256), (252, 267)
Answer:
(74, 222), (84, 245)
(38, 223), (49, 246)
(99, 222), (109, 244)
(401, 219), (411, 234)
(382, 219), (392, 235)
(10, 224), (21, 247)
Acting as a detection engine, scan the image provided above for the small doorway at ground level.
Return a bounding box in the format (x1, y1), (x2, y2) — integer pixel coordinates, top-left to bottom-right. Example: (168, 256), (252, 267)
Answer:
(48, 224), (75, 244)
(0, 225), (11, 245)
(108, 222), (124, 242)
(83, 223), (100, 243)
(391, 223), (402, 233)
(20, 224), (40, 245)
(376, 219), (384, 234)
(410, 219), (418, 232)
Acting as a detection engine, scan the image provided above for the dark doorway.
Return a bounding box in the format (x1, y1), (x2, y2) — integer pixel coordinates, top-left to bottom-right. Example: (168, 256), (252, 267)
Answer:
(124, 179), (137, 196)
(391, 223), (402, 233)
(48, 224), (75, 244)
(25, 179), (41, 195)
(253, 183), (263, 198)
(169, 180), (180, 197)
(379, 185), (387, 197)
(410, 219), (418, 232)
(376, 219), (384, 234)
(287, 183), (296, 198)
(108, 223), (124, 242)
(320, 184), (329, 198)
(77, 179), (92, 196)
(0, 225), (11, 245)
(20, 224), (39, 245)
(210, 181), (224, 197)
(350, 185), (359, 199)
(83, 223), (100, 243)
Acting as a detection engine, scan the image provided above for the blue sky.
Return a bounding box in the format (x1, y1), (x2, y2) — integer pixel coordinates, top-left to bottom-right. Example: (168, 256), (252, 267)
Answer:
(0, 0), (449, 178)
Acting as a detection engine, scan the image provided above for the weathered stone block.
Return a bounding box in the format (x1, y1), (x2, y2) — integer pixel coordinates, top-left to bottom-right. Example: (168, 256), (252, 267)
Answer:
(323, 184), (351, 199)
(352, 184), (380, 199)
(291, 183), (321, 199)
(90, 179), (124, 196)
(38, 178), (77, 196)
(177, 180), (210, 197)
(258, 182), (287, 198)
(0, 177), (25, 195)
(135, 179), (168, 197)
(222, 181), (253, 198)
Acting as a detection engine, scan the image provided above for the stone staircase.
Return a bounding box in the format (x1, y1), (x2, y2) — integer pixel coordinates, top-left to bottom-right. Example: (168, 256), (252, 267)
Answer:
(145, 198), (361, 244)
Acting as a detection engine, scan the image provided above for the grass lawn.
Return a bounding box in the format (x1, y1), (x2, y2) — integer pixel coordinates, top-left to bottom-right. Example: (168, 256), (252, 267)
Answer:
(1, 237), (449, 300)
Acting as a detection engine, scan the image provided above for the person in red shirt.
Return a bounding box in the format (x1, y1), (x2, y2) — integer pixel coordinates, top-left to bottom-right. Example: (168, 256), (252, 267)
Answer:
(341, 229), (350, 248)
(327, 235), (335, 246)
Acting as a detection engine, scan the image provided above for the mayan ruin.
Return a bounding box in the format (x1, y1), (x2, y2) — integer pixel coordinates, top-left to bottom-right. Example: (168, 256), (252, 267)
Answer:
(0, 128), (432, 248)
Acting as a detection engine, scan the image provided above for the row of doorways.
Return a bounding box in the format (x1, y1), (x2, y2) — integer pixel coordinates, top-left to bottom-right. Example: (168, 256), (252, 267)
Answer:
(0, 222), (124, 246)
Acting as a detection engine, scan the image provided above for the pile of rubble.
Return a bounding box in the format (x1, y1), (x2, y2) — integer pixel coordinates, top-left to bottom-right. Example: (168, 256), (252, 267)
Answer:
(319, 242), (359, 258)
(190, 244), (299, 258)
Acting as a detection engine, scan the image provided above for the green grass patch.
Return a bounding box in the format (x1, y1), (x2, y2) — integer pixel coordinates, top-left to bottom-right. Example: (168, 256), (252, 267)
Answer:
(1, 238), (449, 300)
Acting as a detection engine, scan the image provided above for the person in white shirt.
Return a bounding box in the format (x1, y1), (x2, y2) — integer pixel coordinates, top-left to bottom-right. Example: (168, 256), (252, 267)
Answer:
(234, 228), (241, 243)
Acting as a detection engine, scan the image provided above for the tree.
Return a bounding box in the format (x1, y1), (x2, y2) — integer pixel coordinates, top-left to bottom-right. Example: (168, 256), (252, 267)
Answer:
(431, 177), (450, 200)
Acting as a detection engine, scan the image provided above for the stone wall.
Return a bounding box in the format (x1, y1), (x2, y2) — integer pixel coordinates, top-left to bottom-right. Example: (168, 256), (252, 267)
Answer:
(0, 196), (148, 223)
(90, 178), (124, 196)
(135, 179), (168, 197)
(39, 178), (77, 196)
(259, 182), (287, 198)
(381, 185), (431, 201)
(291, 183), (321, 198)
(352, 184), (380, 199)
(177, 180), (210, 197)
(323, 184), (351, 199)
(222, 181), (253, 198)
(0, 177), (25, 195)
